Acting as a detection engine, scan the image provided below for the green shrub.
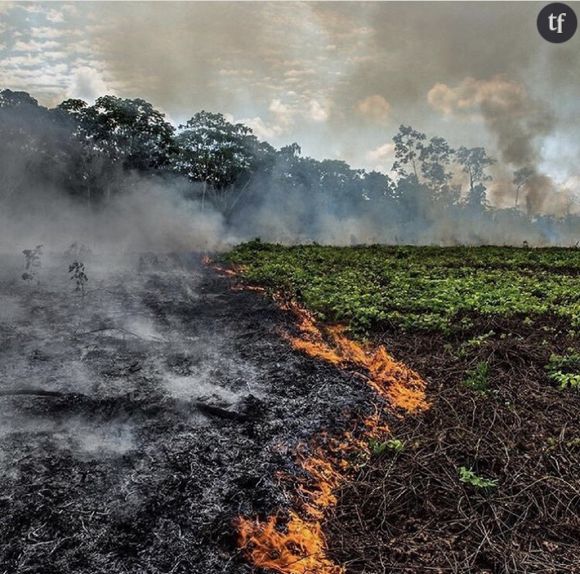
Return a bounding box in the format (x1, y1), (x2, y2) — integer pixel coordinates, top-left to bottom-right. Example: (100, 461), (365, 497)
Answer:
(546, 353), (580, 391)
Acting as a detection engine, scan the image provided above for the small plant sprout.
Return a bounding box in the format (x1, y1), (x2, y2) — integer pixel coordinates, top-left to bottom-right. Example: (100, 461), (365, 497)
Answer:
(69, 261), (88, 296)
(458, 466), (498, 489)
(22, 244), (43, 284)
(368, 437), (405, 456)
(463, 361), (490, 393)
(385, 438), (405, 453)
(546, 353), (580, 391)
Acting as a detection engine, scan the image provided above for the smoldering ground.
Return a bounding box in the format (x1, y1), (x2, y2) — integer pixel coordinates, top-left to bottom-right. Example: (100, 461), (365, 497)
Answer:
(0, 236), (378, 572)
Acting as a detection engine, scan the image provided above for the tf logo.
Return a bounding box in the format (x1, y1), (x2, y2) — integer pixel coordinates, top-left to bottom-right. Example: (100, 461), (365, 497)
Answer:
(537, 3), (577, 43)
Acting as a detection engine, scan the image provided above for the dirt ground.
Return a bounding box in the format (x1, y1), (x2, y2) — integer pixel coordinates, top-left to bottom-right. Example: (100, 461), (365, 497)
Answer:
(0, 252), (372, 574)
(327, 314), (580, 574)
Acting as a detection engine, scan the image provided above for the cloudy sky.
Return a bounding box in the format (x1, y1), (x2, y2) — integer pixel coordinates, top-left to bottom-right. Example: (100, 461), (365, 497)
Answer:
(0, 1), (579, 202)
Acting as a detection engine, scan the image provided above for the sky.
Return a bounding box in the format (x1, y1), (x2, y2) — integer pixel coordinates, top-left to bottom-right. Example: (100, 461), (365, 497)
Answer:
(0, 1), (579, 207)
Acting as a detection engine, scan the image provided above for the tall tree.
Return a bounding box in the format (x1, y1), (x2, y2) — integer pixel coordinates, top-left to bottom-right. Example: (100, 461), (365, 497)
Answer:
(84, 96), (175, 171)
(512, 166), (534, 209)
(392, 125), (427, 181)
(419, 136), (455, 197)
(456, 146), (495, 209)
(173, 112), (274, 210)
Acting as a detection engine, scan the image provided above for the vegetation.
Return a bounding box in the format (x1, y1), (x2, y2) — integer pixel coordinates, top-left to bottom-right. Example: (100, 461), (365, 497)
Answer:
(21, 244), (43, 284)
(226, 243), (579, 572)
(226, 242), (580, 334)
(546, 352), (580, 391)
(68, 261), (88, 296)
(2, 88), (579, 244)
(458, 466), (498, 489)
(463, 361), (490, 393)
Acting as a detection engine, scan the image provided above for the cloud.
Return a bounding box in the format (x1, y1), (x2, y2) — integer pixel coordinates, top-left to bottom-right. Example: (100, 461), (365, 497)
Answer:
(66, 66), (113, 102)
(308, 99), (329, 122)
(269, 98), (294, 128)
(46, 9), (65, 23)
(30, 27), (66, 40)
(0, 1), (578, 179)
(238, 98), (296, 140)
(240, 97), (330, 139)
(356, 94), (391, 122)
(366, 142), (394, 171)
(13, 40), (60, 52)
(238, 116), (280, 140)
(428, 76), (528, 120)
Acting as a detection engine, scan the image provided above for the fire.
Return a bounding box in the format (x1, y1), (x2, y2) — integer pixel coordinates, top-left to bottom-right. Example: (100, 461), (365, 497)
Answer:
(202, 255), (244, 278)
(278, 299), (429, 414)
(201, 260), (428, 573)
(235, 299), (429, 573)
(236, 511), (344, 574)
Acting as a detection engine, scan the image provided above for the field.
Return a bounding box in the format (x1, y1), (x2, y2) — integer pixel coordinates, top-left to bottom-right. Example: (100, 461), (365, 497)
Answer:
(226, 242), (580, 573)
(226, 242), (580, 335)
(0, 253), (375, 574)
(1, 245), (578, 574)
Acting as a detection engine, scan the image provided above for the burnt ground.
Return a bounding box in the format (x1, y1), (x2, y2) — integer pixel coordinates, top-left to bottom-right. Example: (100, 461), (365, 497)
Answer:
(0, 253), (372, 574)
(327, 315), (580, 574)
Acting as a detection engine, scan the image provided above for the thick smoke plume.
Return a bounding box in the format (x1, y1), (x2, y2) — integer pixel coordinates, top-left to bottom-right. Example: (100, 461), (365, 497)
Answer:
(427, 76), (573, 216)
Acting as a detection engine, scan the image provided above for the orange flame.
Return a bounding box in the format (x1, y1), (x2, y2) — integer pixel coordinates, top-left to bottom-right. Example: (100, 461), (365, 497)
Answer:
(278, 299), (428, 414)
(203, 255), (245, 278)
(235, 297), (429, 573)
(237, 511), (344, 574)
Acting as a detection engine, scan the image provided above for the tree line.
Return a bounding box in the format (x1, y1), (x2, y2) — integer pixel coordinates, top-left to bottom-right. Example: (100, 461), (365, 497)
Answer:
(0, 88), (577, 244)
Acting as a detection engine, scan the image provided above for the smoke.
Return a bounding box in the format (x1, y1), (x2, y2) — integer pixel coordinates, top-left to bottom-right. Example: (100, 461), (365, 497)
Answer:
(0, 176), (227, 255)
(0, 86), (578, 253)
(428, 76), (553, 167)
(427, 75), (576, 216)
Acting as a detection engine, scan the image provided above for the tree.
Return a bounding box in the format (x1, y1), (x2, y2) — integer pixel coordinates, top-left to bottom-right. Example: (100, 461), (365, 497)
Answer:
(83, 96), (175, 171)
(456, 147), (495, 209)
(419, 136), (455, 196)
(513, 166), (534, 209)
(392, 125), (427, 181)
(56, 98), (121, 204)
(0, 90), (77, 202)
(362, 170), (396, 203)
(173, 112), (274, 210)
(0, 89), (39, 108)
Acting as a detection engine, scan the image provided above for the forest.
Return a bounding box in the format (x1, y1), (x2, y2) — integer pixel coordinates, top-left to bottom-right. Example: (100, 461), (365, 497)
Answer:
(1, 88), (578, 247)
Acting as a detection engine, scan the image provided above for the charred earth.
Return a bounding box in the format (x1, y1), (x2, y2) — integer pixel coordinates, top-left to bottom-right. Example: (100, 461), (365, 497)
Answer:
(0, 253), (372, 574)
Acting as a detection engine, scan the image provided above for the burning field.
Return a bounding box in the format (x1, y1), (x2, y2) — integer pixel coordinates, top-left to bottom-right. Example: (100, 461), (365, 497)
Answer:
(1, 244), (579, 574)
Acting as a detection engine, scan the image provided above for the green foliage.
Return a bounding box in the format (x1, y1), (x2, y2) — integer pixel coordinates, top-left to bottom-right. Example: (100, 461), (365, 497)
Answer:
(226, 244), (580, 335)
(463, 362), (490, 393)
(458, 466), (498, 489)
(369, 438), (405, 456)
(546, 353), (580, 391)
(385, 439), (405, 453)
(65, 95), (176, 171)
